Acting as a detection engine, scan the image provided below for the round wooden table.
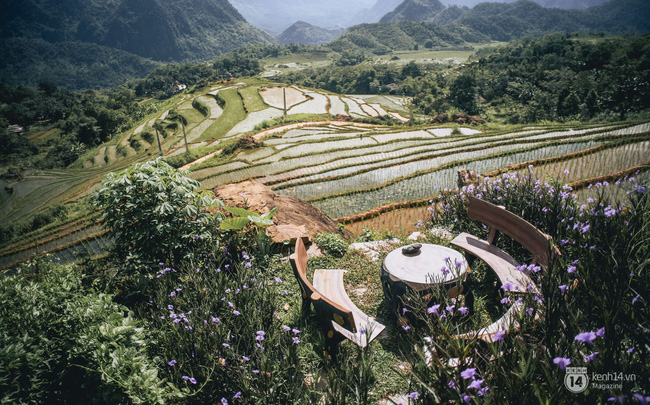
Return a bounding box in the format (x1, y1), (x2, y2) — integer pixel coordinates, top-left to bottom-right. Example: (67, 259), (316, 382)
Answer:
(382, 244), (469, 292)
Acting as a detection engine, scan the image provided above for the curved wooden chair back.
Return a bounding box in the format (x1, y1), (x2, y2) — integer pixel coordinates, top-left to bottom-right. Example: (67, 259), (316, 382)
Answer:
(467, 197), (557, 267)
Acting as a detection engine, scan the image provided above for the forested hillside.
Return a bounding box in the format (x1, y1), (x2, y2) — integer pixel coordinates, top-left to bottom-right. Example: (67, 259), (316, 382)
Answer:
(333, 0), (650, 54)
(410, 34), (650, 122)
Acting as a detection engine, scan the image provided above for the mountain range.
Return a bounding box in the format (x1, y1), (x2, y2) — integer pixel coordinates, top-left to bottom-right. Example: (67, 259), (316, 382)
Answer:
(330, 0), (650, 53)
(229, 0), (612, 32)
(0, 0), (274, 88)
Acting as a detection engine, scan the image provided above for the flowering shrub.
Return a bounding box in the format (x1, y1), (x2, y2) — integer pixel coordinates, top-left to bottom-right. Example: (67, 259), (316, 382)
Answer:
(144, 236), (318, 404)
(399, 169), (650, 403)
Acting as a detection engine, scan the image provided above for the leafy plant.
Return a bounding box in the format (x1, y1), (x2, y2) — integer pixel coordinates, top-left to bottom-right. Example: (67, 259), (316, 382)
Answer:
(220, 206), (279, 231)
(94, 158), (223, 269)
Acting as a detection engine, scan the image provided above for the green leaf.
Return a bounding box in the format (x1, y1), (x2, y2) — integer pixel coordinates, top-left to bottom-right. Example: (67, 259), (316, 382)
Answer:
(220, 217), (250, 230)
(248, 216), (273, 226)
(261, 206), (279, 219)
(224, 206), (258, 217)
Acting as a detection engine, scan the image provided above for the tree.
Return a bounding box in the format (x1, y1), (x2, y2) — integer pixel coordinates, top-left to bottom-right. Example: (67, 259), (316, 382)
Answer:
(94, 159), (223, 268)
(152, 120), (164, 156)
(168, 110), (189, 153)
(449, 73), (479, 115)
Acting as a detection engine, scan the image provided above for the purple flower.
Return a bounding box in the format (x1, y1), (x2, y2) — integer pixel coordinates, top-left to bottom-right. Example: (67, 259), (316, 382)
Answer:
(427, 304), (440, 315)
(585, 352), (599, 363)
(223, 343), (230, 348)
(448, 380), (456, 390)
(553, 357), (571, 370)
(244, 262), (252, 269)
(402, 307), (408, 315)
(567, 266), (577, 274)
(468, 379), (484, 390)
(461, 393), (474, 403)
(211, 316), (220, 323)
(234, 391), (242, 399)
(501, 282), (514, 291)
(182, 375), (190, 381)
(559, 285), (568, 294)
(627, 347), (635, 354)
(458, 306), (469, 315)
(402, 325), (411, 332)
(242, 356), (250, 362)
(446, 305), (455, 314)
(233, 310), (241, 316)
(274, 277), (282, 283)
(408, 392), (419, 399)
(500, 297), (510, 304)
(282, 325), (291, 331)
(292, 337), (300, 344)
(292, 328), (301, 335)
(633, 294), (641, 304)
(252, 370), (260, 374)
(168, 360), (177, 366)
(596, 327), (605, 338)
(194, 234), (200, 240)
(574, 331), (597, 345)
(221, 398), (228, 405)
(492, 330), (506, 342)
(460, 368), (476, 380)
(189, 377), (197, 384)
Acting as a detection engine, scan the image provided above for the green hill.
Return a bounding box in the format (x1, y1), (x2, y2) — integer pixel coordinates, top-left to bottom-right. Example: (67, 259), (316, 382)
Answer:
(278, 21), (345, 46)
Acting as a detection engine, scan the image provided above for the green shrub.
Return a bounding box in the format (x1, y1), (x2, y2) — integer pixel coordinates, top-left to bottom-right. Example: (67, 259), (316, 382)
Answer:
(314, 232), (349, 258)
(192, 99), (209, 117)
(141, 130), (155, 144)
(116, 145), (127, 157)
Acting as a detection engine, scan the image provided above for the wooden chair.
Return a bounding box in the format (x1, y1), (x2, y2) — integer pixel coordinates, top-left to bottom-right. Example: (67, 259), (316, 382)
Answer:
(450, 197), (558, 341)
(290, 238), (385, 359)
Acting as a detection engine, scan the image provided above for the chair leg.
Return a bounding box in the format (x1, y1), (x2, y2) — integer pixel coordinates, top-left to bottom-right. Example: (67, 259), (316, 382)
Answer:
(301, 297), (312, 317)
(324, 330), (344, 362)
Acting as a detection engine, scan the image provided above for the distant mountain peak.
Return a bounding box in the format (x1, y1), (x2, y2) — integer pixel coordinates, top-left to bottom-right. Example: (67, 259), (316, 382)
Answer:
(278, 21), (345, 45)
(380, 0), (446, 23)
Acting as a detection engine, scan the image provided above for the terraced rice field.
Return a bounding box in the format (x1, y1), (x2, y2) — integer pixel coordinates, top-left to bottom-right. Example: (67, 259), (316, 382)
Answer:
(191, 122), (649, 220)
(2, 76), (648, 269)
